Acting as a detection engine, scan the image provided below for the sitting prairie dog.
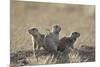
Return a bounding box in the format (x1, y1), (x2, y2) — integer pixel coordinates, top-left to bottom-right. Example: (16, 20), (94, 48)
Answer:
(58, 32), (80, 52)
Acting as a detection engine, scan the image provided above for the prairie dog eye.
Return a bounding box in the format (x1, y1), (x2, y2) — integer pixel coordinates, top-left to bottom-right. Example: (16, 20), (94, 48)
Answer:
(71, 32), (80, 38)
(31, 28), (38, 32)
(52, 24), (61, 32)
(28, 28), (39, 35)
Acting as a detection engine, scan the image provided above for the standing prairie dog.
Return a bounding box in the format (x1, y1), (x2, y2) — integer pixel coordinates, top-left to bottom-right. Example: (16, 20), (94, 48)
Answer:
(44, 24), (61, 53)
(28, 28), (45, 52)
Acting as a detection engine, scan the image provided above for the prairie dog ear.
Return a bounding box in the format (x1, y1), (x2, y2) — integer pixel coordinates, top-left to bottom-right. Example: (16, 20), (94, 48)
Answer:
(28, 27), (39, 35)
(28, 28), (38, 32)
(52, 24), (60, 28)
(31, 28), (38, 32)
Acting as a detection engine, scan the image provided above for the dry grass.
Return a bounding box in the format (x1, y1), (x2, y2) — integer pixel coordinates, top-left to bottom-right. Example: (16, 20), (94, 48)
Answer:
(10, 1), (95, 66)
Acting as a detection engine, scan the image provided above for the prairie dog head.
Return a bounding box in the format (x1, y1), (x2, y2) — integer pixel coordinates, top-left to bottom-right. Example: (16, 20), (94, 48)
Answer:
(28, 28), (39, 37)
(52, 24), (61, 34)
(71, 32), (80, 39)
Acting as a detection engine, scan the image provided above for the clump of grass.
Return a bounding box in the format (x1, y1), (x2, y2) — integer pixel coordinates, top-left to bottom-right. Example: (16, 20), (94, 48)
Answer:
(68, 49), (81, 63)
(27, 54), (57, 65)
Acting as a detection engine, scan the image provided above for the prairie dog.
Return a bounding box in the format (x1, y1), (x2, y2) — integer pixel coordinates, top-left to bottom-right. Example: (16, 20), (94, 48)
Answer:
(28, 28), (45, 51)
(58, 32), (80, 52)
(44, 24), (61, 53)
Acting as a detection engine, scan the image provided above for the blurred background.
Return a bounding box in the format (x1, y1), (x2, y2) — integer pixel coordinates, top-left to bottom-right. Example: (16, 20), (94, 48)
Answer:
(10, 1), (95, 52)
